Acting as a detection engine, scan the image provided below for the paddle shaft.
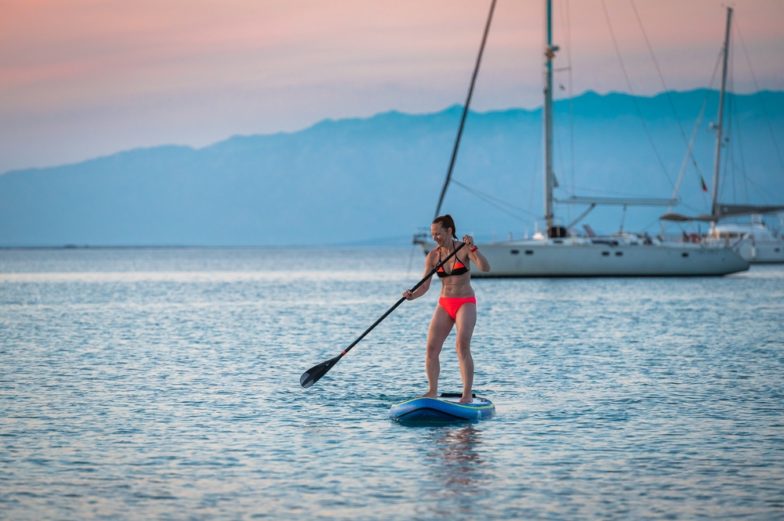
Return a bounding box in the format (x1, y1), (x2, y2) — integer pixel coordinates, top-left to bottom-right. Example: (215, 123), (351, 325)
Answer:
(337, 241), (467, 359)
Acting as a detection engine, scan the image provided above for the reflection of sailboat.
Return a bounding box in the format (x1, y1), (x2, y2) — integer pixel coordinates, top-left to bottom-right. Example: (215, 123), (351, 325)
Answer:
(661, 7), (784, 264)
(418, 0), (748, 277)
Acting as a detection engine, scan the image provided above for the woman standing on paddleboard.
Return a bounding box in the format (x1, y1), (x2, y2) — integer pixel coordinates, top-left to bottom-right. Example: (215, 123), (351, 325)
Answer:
(403, 215), (490, 403)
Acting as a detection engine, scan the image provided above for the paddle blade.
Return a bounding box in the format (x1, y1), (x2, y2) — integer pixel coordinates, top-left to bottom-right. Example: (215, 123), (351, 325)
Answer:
(300, 354), (342, 388)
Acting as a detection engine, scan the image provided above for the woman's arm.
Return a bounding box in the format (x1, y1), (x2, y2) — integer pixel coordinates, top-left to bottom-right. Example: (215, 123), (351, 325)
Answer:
(463, 235), (491, 272)
(403, 251), (435, 300)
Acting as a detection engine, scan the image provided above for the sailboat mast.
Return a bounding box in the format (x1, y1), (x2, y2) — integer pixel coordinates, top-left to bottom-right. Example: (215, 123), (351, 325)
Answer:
(711, 6), (733, 222)
(543, 0), (557, 235)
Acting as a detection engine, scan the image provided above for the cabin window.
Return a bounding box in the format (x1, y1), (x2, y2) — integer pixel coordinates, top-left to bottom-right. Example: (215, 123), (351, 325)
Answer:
(525, 250), (534, 255)
(602, 251), (610, 256)
(510, 249), (520, 255)
(615, 251), (623, 256)
(682, 252), (689, 258)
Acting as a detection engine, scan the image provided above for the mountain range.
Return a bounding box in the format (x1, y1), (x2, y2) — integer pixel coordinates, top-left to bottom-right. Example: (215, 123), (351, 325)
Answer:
(1, 89), (782, 247)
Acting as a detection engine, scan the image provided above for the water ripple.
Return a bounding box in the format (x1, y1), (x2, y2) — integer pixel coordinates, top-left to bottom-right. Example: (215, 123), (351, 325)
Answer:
(1, 248), (782, 520)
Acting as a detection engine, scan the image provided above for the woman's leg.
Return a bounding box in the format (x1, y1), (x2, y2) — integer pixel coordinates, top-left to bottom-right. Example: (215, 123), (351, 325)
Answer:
(454, 303), (477, 403)
(424, 305), (454, 397)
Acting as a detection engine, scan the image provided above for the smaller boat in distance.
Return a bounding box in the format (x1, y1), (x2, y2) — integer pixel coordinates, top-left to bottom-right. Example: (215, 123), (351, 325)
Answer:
(662, 7), (784, 263)
(711, 218), (784, 264)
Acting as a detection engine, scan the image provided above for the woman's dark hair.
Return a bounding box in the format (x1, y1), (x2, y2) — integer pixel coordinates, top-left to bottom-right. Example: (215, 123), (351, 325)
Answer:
(432, 214), (457, 238)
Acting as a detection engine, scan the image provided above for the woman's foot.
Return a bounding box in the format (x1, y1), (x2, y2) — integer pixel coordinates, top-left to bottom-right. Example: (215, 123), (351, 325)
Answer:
(459, 394), (473, 404)
(420, 390), (437, 398)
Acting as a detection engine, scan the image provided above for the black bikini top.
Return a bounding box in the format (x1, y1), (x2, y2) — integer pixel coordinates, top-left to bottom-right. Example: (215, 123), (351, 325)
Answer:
(436, 245), (469, 278)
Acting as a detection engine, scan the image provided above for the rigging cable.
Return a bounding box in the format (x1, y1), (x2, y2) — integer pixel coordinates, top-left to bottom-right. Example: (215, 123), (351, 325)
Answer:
(451, 178), (537, 222)
(433, 0), (497, 219)
(629, 0), (710, 195)
(726, 52), (752, 205)
(735, 16), (784, 172)
(555, 0), (576, 225)
(600, 0), (673, 187)
(725, 66), (774, 205)
(564, 0), (576, 196)
(668, 62), (716, 208)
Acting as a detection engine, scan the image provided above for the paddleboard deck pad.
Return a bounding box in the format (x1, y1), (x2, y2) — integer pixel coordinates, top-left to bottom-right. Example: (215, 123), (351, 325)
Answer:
(389, 393), (495, 424)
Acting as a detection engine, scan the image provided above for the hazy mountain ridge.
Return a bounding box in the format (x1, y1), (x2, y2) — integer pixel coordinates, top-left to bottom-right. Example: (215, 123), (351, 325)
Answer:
(1, 89), (782, 246)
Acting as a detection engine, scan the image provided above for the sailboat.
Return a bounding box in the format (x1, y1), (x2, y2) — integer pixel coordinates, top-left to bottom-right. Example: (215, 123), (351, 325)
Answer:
(418, 0), (749, 277)
(713, 218), (784, 264)
(661, 7), (784, 264)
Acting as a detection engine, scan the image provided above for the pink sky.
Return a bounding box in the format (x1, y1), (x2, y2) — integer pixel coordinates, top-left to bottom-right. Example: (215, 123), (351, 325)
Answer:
(1, 0), (783, 173)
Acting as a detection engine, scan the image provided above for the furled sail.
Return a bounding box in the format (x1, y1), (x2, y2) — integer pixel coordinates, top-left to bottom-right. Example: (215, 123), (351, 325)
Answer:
(661, 204), (784, 222)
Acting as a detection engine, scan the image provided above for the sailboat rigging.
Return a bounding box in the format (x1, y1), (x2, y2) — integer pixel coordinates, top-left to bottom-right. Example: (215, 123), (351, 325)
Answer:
(660, 7), (784, 263)
(417, 0), (749, 277)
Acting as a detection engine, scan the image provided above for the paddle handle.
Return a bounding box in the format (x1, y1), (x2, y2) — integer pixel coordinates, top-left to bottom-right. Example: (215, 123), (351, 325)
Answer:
(339, 242), (466, 358)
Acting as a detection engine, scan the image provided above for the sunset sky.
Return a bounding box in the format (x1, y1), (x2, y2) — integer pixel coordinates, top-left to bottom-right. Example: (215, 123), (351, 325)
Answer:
(1, 0), (783, 173)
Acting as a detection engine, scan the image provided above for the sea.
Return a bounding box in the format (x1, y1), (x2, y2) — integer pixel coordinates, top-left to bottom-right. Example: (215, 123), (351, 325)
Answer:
(1, 247), (782, 520)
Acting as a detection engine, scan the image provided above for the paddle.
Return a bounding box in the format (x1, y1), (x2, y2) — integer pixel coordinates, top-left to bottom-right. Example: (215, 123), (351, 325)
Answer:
(300, 241), (467, 388)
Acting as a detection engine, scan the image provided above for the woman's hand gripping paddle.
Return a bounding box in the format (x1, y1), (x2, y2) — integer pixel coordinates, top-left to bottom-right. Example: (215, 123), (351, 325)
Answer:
(300, 242), (466, 388)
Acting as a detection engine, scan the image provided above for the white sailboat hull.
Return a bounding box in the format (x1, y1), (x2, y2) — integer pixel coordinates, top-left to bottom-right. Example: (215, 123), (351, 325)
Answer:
(712, 223), (784, 264)
(748, 242), (784, 263)
(471, 239), (749, 277)
(737, 239), (784, 264)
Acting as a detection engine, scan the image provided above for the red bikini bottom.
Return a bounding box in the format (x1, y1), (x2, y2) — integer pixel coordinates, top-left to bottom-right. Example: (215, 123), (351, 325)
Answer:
(438, 296), (477, 320)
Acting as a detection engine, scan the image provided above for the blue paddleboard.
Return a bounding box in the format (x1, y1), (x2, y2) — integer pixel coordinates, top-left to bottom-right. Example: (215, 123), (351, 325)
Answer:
(389, 393), (495, 423)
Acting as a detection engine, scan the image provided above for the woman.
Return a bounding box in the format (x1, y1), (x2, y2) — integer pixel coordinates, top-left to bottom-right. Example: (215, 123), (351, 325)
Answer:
(403, 215), (490, 403)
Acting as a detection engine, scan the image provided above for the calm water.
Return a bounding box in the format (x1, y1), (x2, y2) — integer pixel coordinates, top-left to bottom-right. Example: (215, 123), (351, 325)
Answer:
(1, 247), (783, 520)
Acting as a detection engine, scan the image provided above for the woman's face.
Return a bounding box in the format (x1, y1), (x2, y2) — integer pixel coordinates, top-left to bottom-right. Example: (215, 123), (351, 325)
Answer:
(430, 223), (451, 246)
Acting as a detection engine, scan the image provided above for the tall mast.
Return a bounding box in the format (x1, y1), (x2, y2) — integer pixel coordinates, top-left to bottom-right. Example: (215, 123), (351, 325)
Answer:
(543, 0), (557, 235)
(711, 6), (733, 223)
(432, 0), (497, 220)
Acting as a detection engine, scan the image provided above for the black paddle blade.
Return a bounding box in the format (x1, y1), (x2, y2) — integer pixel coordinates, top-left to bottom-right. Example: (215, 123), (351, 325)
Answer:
(300, 354), (342, 388)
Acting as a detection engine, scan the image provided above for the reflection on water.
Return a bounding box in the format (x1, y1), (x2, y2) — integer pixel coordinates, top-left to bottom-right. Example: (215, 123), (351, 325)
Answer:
(430, 426), (483, 488)
(419, 425), (488, 518)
